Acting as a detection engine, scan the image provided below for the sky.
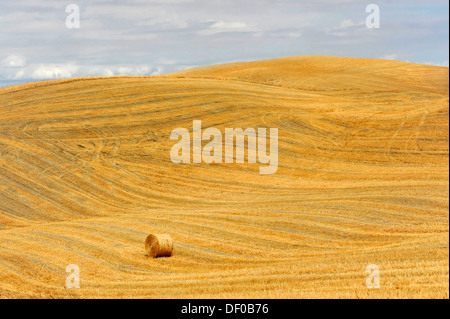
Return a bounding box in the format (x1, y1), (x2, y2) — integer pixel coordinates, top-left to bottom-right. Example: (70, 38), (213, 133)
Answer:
(0, 0), (448, 87)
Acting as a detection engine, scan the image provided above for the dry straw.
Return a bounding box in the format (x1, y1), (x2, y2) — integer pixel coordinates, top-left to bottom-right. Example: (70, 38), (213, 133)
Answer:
(145, 234), (173, 258)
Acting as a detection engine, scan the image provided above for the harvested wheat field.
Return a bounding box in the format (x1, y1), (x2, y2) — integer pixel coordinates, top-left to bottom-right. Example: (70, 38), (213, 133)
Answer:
(0, 56), (448, 299)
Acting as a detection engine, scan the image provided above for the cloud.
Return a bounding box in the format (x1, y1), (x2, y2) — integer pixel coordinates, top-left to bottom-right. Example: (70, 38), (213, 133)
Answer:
(151, 66), (164, 75)
(339, 19), (356, 28)
(211, 21), (248, 30)
(287, 32), (302, 38)
(13, 69), (25, 80)
(380, 54), (400, 60)
(199, 21), (258, 35)
(326, 19), (367, 37)
(1, 55), (27, 68)
(91, 68), (114, 77)
(31, 64), (79, 80)
(5, 62), (163, 81)
(117, 65), (153, 75)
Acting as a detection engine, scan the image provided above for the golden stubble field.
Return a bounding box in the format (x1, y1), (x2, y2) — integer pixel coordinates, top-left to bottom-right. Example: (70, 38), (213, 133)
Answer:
(0, 56), (448, 298)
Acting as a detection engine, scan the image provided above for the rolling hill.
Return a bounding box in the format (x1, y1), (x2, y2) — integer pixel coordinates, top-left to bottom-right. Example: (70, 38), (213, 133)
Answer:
(0, 56), (448, 298)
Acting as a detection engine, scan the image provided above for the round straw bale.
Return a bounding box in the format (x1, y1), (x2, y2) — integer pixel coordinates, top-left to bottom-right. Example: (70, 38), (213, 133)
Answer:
(145, 234), (173, 258)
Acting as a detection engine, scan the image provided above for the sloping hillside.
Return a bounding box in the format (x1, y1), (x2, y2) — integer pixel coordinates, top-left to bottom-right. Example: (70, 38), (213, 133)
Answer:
(0, 56), (448, 298)
(167, 55), (449, 95)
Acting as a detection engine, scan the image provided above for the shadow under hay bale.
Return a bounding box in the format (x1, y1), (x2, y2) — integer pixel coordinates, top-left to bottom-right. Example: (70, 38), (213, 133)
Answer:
(145, 234), (173, 258)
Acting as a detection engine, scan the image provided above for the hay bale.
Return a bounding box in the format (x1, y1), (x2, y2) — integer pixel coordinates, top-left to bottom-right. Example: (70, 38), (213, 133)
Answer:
(145, 234), (173, 258)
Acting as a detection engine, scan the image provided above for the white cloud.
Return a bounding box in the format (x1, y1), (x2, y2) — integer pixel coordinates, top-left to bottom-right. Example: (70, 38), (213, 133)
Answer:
(151, 66), (164, 76)
(288, 32), (302, 38)
(99, 68), (114, 77)
(31, 64), (79, 80)
(199, 21), (258, 35)
(339, 19), (355, 28)
(13, 69), (25, 80)
(117, 65), (153, 76)
(380, 54), (400, 61)
(135, 65), (151, 75)
(117, 67), (133, 75)
(1, 63), (162, 81)
(327, 19), (366, 37)
(1, 55), (27, 68)
(211, 21), (247, 30)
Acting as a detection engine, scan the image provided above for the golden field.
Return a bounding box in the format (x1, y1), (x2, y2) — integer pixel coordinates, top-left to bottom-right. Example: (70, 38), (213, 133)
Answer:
(0, 56), (448, 298)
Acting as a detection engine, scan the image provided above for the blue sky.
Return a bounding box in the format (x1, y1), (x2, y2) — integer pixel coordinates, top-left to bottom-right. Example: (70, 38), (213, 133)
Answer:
(0, 0), (448, 87)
